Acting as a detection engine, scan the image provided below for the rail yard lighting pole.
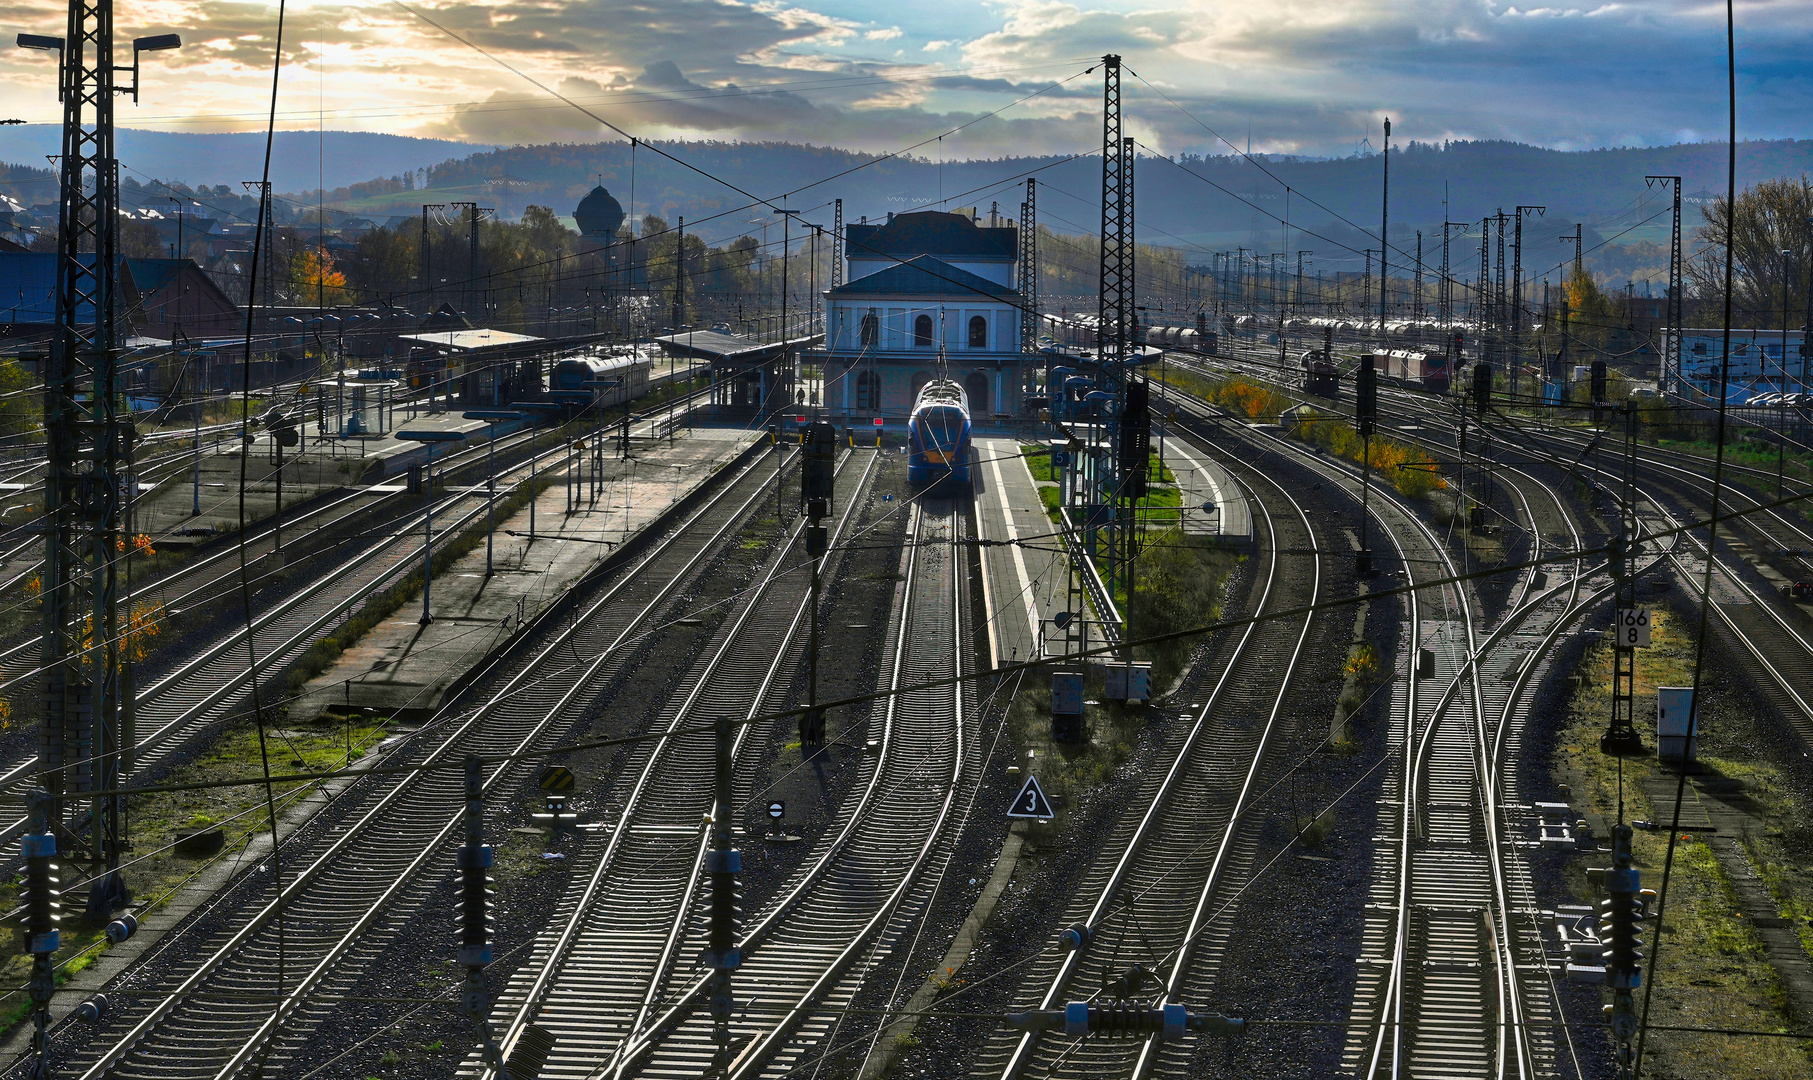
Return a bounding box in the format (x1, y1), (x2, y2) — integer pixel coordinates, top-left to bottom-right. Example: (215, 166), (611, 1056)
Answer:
(191, 341), (203, 515)
(1782, 247), (1794, 499)
(778, 208), (802, 406)
(1378, 118), (1390, 342)
(1805, 218), (1813, 402)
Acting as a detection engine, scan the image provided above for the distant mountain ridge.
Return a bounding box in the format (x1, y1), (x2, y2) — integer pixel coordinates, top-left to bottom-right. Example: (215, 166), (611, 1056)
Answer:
(3, 130), (1810, 278)
(0, 127), (492, 195)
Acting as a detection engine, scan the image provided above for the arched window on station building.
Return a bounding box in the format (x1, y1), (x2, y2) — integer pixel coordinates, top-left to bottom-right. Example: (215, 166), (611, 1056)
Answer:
(968, 315), (988, 349)
(861, 310), (879, 347)
(914, 314), (934, 348)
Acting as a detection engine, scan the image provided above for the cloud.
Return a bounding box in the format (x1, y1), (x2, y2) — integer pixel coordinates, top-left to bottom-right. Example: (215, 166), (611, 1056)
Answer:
(0, 0), (1807, 161)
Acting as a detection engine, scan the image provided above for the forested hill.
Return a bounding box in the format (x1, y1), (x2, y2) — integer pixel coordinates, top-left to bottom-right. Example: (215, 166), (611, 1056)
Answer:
(413, 136), (1813, 232)
(393, 137), (1813, 272)
(4, 131), (1811, 278)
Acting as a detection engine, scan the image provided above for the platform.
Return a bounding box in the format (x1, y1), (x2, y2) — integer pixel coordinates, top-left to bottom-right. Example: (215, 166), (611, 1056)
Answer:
(973, 438), (1062, 669)
(288, 426), (761, 723)
(1157, 432), (1255, 551)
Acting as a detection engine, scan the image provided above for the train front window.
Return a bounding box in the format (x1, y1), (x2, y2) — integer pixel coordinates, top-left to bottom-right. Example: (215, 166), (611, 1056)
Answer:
(921, 405), (966, 446)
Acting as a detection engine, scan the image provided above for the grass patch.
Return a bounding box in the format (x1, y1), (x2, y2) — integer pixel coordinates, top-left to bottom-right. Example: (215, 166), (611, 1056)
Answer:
(1553, 607), (1813, 1077)
(1284, 407), (1448, 500)
(0, 711), (391, 1038)
(1126, 534), (1237, 690)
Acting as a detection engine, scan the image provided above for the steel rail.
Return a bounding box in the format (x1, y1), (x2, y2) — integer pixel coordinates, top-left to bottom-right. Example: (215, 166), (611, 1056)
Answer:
(994, 412), (1308, 1079)
(614, 498), (970, 1079)
(473, 447), (878, 1078)
(57, 441), (789, 1080)
(1126, 421), (1323, 1080)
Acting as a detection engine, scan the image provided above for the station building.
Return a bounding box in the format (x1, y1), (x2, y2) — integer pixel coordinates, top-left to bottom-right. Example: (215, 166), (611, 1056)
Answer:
(813, 210), (1026, 419)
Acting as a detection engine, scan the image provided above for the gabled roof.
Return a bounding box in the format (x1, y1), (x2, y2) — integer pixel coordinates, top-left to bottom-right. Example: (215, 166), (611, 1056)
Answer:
(0, 252), (94, 322)
(122, 258), (183, 295)
(827, 255), (1018, 300)
(399, 328), (541, 351)
(846, 210), (1015, 263)
(419, 303), (472, 331)
(120, 258), (240, 318)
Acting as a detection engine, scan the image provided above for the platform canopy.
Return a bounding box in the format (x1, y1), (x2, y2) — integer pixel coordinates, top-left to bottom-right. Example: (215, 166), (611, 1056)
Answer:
(399, 328), (542, 352)
(652, 329), (820, 367)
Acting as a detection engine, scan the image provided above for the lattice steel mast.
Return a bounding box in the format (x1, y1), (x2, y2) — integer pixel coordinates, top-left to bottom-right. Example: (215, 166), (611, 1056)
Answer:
(1512, 205), (1545, 403)
(17, 11), (180, 915)
(1096, 57), (1134, 610)
(1646, 177), (1683, 393)
(1019, 178), (1038, 405)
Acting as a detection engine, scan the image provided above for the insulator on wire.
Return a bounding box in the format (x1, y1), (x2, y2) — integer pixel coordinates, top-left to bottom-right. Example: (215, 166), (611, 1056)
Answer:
(21, 826), (59, 959)
(73, 995), (108, 1023)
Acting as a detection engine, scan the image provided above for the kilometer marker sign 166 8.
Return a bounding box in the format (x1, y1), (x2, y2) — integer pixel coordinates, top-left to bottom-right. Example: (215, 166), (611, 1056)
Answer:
(1614, 608), (1651, 648)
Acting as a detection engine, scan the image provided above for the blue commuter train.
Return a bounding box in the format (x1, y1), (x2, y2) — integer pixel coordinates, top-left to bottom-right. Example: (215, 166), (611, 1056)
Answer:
(907, 378), (972, 486)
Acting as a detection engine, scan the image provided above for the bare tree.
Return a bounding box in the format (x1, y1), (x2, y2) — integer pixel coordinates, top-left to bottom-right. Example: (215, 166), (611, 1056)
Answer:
(1689, 175), (1813, 329)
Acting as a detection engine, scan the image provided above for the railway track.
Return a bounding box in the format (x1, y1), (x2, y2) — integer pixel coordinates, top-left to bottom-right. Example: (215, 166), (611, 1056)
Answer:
(976, 412), (1322, 1080)
(0, 435), (565, 840)
(608, 495), (973, 1080)
(1146, 369), (1636, 1079)
(1486, 414), (1813, 731)
(32, 434), (799, 1080)
(0, 401), (722, 845)
(461, 445), (884, 1079)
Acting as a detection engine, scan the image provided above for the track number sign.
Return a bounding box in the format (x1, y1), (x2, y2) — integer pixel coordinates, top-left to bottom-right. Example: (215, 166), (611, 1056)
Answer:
(1614, 608), (1652, 648)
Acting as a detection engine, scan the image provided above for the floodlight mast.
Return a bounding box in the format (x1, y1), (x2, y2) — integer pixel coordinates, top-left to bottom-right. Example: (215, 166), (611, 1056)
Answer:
(14, 15), (180, 923)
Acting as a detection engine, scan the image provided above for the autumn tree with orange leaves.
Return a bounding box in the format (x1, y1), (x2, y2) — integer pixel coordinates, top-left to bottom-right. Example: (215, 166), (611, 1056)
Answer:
(288, 246), (353, 307)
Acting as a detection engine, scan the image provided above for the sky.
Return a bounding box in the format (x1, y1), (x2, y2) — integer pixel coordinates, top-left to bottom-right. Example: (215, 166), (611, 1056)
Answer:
(2, 0), (1811, 162)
